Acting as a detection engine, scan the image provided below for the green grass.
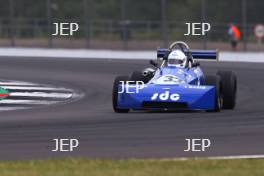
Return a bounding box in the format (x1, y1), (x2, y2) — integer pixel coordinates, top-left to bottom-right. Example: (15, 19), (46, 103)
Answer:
(0, 158), (264, 176)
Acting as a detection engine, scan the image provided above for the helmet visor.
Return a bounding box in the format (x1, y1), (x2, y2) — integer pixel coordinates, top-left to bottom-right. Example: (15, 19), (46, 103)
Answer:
(168, 59), (183, 65)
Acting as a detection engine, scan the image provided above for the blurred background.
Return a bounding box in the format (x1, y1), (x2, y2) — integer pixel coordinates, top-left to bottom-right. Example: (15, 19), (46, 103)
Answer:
(0, 0), (263, 50)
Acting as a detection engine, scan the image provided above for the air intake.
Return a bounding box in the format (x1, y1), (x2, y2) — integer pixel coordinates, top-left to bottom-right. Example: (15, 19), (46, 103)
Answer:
(142, 101), (188, 109)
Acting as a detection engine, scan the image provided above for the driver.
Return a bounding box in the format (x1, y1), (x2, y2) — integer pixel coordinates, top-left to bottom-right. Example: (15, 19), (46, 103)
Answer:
(167, 50), (187, 68)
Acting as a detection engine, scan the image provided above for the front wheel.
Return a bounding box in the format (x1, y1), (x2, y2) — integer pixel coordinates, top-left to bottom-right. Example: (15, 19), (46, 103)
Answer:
(130, 71), (152, 83)
(217, 70), (237, 109)
(112, 76), (130, 113)
(205, 75), (223, 112)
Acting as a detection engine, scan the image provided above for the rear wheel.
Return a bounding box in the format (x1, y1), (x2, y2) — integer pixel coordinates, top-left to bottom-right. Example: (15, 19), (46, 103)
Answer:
(205, 75), (222, 112)
(112, 76), (129, 113)
(217, 71), (237, 109)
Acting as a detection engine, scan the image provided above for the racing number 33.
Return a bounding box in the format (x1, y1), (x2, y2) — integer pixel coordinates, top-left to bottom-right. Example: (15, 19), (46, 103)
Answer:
(163, 75), (178, 83)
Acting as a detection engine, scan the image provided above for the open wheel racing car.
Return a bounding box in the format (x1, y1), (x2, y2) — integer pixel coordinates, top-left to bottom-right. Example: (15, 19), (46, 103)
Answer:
(112, 41), (237, 113)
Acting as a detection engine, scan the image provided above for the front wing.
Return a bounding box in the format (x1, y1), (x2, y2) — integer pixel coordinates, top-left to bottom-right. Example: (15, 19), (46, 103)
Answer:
(117, 84), (216, 110)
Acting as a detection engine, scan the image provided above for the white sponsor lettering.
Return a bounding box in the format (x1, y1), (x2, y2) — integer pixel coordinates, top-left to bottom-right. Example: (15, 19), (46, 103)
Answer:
(185, 85), (206, 89)
(151, 91), (180, 101)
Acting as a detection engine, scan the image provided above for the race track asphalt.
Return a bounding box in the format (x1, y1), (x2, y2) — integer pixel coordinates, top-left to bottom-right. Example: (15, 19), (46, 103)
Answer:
(0, 56), (263, 160)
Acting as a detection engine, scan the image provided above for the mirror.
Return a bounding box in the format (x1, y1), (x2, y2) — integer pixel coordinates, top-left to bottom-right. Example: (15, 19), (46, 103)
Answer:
(149, 60), (158, 67)
(192, 62), (200, 67)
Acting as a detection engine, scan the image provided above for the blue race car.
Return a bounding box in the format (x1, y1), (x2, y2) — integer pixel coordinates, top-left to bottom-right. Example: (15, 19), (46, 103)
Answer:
(112, 41), (237, 113)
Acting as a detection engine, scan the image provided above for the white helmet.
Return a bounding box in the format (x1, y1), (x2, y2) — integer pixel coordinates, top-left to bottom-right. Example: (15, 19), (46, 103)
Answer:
(167, 50), (187, 68)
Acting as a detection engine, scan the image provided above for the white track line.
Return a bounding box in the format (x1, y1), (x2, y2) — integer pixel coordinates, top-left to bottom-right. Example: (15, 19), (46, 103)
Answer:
(158, 154), (264, 161)
(208, 154), (264, 160)
(0, 81), (77, 111)
(10, 92), (73, 99)
(2, 86), (70, 91)
(0, 107), (28, 111)
(0, 81), (37, 86)
(0, 99), (59, 105)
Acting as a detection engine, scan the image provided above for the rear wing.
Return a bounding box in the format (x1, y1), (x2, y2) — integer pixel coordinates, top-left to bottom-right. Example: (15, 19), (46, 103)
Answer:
(157, 49), (219, 61)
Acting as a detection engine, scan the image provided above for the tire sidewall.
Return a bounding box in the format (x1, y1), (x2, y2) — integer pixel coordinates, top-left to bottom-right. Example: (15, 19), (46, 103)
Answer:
(217, 71), (237, 109)
(112, 76), (129, 113)
(205, 75), (222, 112)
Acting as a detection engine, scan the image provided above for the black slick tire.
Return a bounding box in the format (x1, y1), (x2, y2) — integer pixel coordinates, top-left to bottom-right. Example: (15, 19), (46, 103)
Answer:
(217, 71), (237, 109)
(205, 75), (222, 112)
(112, 76), (129, 113)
